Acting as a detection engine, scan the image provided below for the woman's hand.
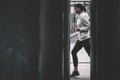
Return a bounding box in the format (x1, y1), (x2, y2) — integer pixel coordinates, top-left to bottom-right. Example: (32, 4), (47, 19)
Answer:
(72, 23), (80, 30)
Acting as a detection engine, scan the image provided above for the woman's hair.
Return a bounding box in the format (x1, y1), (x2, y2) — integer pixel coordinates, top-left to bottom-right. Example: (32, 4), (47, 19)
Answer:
(74, 3), (86, 12)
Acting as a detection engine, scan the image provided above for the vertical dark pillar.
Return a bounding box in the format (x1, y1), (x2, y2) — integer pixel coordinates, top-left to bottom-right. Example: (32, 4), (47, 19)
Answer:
(39, 0), (63, 80)
(0, 0), (39, 80)
(91, 0), (120, 80)
(90, 0), (97, 80)
(63, 0), (70, 80)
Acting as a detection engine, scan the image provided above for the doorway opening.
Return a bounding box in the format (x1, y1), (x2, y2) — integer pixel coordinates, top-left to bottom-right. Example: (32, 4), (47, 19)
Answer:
(69, 0), (91, 80)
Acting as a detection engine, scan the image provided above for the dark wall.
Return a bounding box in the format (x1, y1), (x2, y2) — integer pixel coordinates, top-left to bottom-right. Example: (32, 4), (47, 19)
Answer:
(91, 0), (120, 80)
(0, 0), (39, 80)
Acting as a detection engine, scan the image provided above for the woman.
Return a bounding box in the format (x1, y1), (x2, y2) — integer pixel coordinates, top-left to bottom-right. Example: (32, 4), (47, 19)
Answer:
(71, 3), (91, 77)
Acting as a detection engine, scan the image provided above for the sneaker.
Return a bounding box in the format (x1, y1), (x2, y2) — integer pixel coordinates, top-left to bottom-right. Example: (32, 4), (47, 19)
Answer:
(70, 71), (80, 77)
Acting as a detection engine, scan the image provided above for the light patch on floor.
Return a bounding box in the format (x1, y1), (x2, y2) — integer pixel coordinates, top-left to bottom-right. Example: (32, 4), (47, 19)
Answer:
(70, 63), (90, 78)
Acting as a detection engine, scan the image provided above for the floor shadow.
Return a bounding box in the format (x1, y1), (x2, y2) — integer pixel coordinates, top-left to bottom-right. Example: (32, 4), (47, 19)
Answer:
(70, 78), (90, 80)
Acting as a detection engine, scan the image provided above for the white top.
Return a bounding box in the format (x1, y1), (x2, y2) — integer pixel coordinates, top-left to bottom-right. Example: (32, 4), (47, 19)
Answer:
(76, 12), (90, 41)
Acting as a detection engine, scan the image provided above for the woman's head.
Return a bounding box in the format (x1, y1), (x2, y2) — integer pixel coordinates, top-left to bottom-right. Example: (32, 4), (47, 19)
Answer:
(74, 3), (86, 14)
